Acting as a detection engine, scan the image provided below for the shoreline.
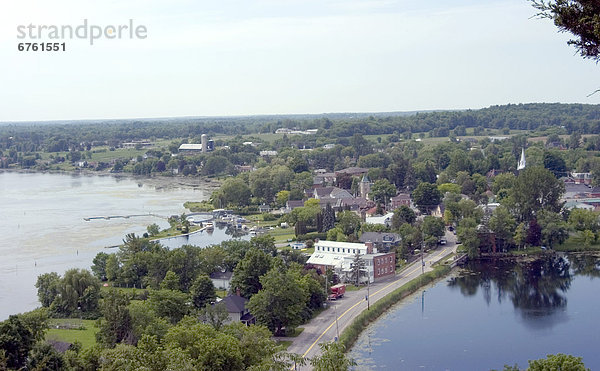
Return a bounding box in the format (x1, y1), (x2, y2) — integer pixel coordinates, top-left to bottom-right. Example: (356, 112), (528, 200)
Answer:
(343, 249), (600, 356)
(0, 168), (221, 192)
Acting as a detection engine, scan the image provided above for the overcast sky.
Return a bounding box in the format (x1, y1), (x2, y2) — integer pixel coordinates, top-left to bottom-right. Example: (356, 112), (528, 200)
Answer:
(0, 0), (598, 122)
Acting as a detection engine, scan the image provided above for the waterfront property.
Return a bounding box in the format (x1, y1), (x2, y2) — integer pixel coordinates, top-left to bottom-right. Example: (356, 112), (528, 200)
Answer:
(306, 240), (395, 283)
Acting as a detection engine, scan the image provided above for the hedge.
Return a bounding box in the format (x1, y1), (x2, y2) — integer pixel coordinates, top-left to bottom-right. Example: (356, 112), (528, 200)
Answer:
(339, 265), (452, 351)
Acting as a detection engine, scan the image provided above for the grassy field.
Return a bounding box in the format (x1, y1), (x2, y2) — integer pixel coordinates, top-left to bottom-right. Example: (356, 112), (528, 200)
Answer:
(268, 226), (296, 244)
(46, 319), (99, 350)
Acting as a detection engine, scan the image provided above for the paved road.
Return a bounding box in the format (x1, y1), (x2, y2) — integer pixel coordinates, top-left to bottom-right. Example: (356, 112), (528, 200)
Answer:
(286, 230), (458, 369)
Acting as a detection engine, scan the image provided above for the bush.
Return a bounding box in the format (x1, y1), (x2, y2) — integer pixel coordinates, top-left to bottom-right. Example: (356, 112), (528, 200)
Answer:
(262, 213), (278, 221)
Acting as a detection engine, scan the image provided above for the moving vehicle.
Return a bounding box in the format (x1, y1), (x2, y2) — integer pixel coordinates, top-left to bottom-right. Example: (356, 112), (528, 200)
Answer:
(329, 284), (346, 300)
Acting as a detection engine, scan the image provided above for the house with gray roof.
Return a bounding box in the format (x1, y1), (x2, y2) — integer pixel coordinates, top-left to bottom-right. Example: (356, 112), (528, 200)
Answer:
(220, 294), (255, 325)
(359, 232), (401, 252)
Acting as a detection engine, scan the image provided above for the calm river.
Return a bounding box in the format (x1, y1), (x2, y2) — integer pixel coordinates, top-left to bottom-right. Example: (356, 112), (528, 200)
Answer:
(0, 171), (219, 320)
(349, 254), (600, 370)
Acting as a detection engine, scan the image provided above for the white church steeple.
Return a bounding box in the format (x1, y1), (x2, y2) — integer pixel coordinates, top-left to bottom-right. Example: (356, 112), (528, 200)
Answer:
(517, 148), (526, 170)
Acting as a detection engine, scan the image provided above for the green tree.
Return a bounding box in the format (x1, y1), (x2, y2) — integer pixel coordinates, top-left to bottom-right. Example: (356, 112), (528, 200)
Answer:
(50, 269), (101, 317)
(220, 177), (252, 207)
(247, 261), (309, 335)
(0, 315), (38, 369)
(322, 203), (336, 232)
(91, 252), (110, 280)
(35, 272), (60, 308)
(163, 321), (245, 370)
(537, 210), (569, 248)
(230, 248), (272, 298)
(532, 0), (600, 62)
(412, 182), (442, 214)
(96, 289), (132, 347)
(568, 208), (600, 237)
(370, 179), (396, 204)
(27, 342), (65, 371)
(543, 151), (567, 177)
(514, 222), (527, 249)
(489, 205), (516, 251)
(105, 254), (121, 282)
(251, 234), (277, 256)
(437, 183), (461, 194)
(148, 290), (191, 324)
(146, 223), (160, 237)
(582, 229), (595, 248)
(222, 322), (286, 369)
(160, 270), (181, 291)
(491, 172), (516, 195)
(128, 302), (169, 343)
(276, 190), (290, 208)
(528, 353), (589, 371)
(457, 218), (480, 258)
(507, 167), (565, 222)
(190, 275), (216, 309)
(350, 133), (372, 157)
(422, 216), (445, 245)
(326, 227), (347, 242)
(336, 210), (362, 236)
(199, 302), (229, 331)
(310, 341), (356, 371)
(397, 223), (421, 257)
(392, 205), (416, 229)
(202, 155), (232, 176)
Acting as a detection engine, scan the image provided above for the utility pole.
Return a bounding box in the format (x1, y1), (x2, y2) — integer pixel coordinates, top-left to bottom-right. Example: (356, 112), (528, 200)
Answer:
(334, 303), (340, 341)
(367, 271), (370, 310)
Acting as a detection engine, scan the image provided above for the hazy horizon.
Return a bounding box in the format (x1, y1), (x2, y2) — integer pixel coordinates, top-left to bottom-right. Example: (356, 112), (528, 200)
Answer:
(1, 0), (598, 122)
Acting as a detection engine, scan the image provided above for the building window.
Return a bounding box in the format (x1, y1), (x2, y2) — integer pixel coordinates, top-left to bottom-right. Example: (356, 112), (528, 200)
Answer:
(338, 248), (340, 252)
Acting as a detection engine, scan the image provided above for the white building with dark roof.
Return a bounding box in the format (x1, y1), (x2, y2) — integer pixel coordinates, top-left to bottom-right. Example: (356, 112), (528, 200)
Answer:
(307, 241), (395, 283)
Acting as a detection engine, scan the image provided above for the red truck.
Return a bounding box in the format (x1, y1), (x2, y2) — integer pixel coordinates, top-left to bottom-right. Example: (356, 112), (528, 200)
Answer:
(329, 284), (346, 300)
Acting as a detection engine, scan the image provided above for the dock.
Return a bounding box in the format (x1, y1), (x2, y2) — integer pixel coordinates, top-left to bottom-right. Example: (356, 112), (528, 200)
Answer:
(84, 213), (167, 221)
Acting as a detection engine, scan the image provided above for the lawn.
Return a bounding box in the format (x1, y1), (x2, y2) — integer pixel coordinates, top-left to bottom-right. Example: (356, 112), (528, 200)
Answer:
(268, 227), (296, 244)
(46, 319), (99, 350)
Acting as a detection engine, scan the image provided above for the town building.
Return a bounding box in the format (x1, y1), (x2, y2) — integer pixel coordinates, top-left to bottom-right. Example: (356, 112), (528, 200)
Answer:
(219, 294), (255, 325)
(210, 270), (233, 291)
(359, 232), (401, 252)
(178, 143), (204, 153)
(390, 193), (411, 209)
(306, 240), (395, 283)
(571, 172), (593, 185)
(359, 175), (371, 200)
(179, 135), (213, 154)
(335, 167), (369, 178)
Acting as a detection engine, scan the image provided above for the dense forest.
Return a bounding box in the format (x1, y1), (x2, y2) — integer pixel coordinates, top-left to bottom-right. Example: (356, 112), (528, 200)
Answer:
(1, 103), (599, 154)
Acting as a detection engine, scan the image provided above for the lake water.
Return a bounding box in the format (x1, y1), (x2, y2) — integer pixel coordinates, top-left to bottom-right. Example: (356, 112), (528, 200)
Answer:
(0, 171), (217, 320)
(349, 254), (600, 370)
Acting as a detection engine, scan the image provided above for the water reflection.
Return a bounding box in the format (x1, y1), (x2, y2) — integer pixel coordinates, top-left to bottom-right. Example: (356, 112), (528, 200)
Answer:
(350, 253), (600, 370)
(448, 255), (572, 327)
(569, 253), (600, 278)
